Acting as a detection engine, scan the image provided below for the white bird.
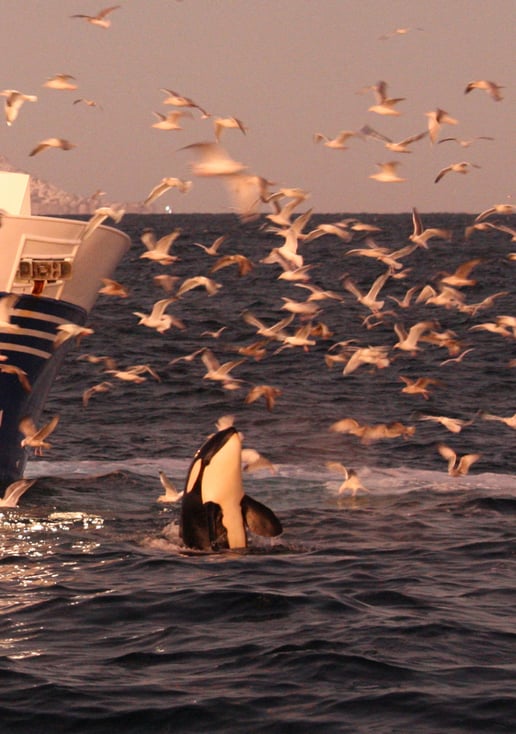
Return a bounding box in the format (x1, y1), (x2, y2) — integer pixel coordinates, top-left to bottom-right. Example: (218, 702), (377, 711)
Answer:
(366, 80), (405, 115)
(133, 298), (184, 334)
(144, 177), (192, 206)
(418, 414), (474, 433)
(201, 349), (246, 390)
(0, 89), (37, 125)
(42, 74), (78, 91)
(241, 448), (277, 474)
(434, 161), (480, 183)
(437, 444), (481, 476)
(160, 88), (210, 117)
(213, 116), (247, 142)
(425, 108), (458, 144)
(360, 124), (428, 152)
(0, 363), (32, 392)
(410, 207), (452, 247)
(157, 471), (183, 503)
(313, 130), (357, 149)
(82, 381), (113, 407)
(369, 161), (405, 183)
(464, 79), (503, 101)
(192, 234), (228, 256)
(0, 294), (20, 332)
(29, 138), (76, 156)
(0, 479), (36, 507)
(80, 206), (125, 241)
(393, 321), (435, 353)
(180, 142), (247, 176)
(19, 415), (59, 456)
(326, 461), (368, 496)
(438, 136), (494, 148)
(139, 229), (182, 265)
(176, 276), (222, 297)
(151, 110), (192, 130)
(474, 204), (516, 223)
(341, 270), (391, 313)
(480, 412), (516, 429)
(98, 278), (129, 298)
(53, 323), (94, 348)
(71, 5), (120, 28)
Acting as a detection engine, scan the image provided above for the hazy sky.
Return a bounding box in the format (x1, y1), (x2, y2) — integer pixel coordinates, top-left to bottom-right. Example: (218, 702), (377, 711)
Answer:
(1, 0), (513, 214)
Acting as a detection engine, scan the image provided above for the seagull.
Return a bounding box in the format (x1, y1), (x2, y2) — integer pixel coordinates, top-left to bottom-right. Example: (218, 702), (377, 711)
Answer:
(176, 276), (222, 297)
(133, 298), (184, 334)
(326, 461), (368, 496)
(209, 253), (254, 276)
(80, 205), (125, 241)
(366, 80), (405, 115)
(19, 415), (59, 455)
(410, 207), (452, 247)
(0, 89), (37, 125)
(157, 471), (183, 503)
(437, 444), (481, 476)
(105, 364), (160, 383)
(82, 381), (113, 407)
(474, 203), (516, 223)
(0, 294), (20, 332)
(439, 258), (483, 287)
(438, 136), (494, 148)
(360, 124), (428, 152)
(313, 130), (357, 149)
(464, 80), (503, 101)
(71, 5), (120, 28)
(241, 448), (277, 474)
(192, 234), (228, 256)
(29, 138), (76, 156)
(160, 88), (210, 117)
(139, 228), (182, 265)
(341, 345), (391, 375)
(42, 74), (78, 91)
(241, 311), (294, 341)
(393, 321), (436, 353)
(425, 108), (458, 144)
(98, 278), (129, 297)
(341, 269), (391, 313)
(73, 97), (101, 108)
(434, 161), (480, 183)
(369, 161), (406, 183)
(151, 110), (193, 130)
(213, 116), (247, 142)
(399, 375), (442, 400)
(418, 414), (474, 433)
(480, 412), (516, 429)
(244, 384), (282, 411)
(53, 323), (94, 349)
(201, 349), (246, 390)
(0, 479), (36, 507)
(0, 363), (32, 392)
(144, 177), (192, 205)
(180, 142), (247, 176)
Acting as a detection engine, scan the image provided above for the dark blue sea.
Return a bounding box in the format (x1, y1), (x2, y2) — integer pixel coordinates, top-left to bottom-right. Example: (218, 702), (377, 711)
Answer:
(1, 212), (515, 733)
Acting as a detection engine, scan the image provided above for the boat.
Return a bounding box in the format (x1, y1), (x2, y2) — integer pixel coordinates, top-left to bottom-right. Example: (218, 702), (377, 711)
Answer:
(0, 171), (130, 490)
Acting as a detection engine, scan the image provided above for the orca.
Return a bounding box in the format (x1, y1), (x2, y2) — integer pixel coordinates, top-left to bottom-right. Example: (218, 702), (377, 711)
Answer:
(180, 426), (282, 551)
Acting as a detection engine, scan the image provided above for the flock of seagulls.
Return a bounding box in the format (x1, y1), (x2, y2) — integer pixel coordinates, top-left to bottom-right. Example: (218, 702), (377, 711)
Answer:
(0, 7), (513, 508)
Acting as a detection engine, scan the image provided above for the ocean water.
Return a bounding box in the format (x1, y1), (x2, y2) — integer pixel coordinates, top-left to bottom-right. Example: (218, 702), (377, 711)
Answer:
(1, 212), (515, 733)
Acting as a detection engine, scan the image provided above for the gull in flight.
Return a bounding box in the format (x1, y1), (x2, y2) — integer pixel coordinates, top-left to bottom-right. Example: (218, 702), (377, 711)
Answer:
(360, 124), (428, 152)
(369, 161), (406, 183)
(180, 142), (247, 176)
(393, 320), (436, 353)
(80, 205), (125, 241)
(151, 110), (193, 130)
(313, 130), (358, 149)
(474, 203), (516, 223)
(133, 298), (184, 334)
(241, 311), (294, 342)
(480, 412), (516, 429)
(464, 80), (503, 101)
(29, 138), (76, 156)
(43, 74), (78, 91)
(329, 417), (415, 444)
(213, 116), (247, 142)
(0, 479), (36, 507)
(105, 364), (160, 383)
(201, 349), (246, 390)
(438, 136), (494, 148)
(98, 278), (129, 298)
(157, 471), (183, 503)
(410, 207), (452, 247)
(144, 177), (192, 205)
(399, 375), (442, 400)
(425, 108), (458, 144)
(71, 5), (120, 28)
(244, 384), (282, 411)
(365, 80), (405, 116)
(326, 461), (368, 496)
(241, 448), (277, 475)
(437, 444), (481, 476)
(418, 414), (474, 433)
(0, 294), (21, 332)
(73, 97), (101, 108)
(160, 88), (210, 117)
(0, 363), (31, 393)
(139, 228), (182, 265)
(434, 161), (480, 183)
(341, 269), (391, 313)
(0, 89), (37, 125)
(54, 323), (94, 349)
(378, 26), (423, 40)
(193, 234), (228, 256)
(210, 253), (254, 277)
(19, 415), (59, 456)
(82, 381), (113, 407)
(176, 276), (222, 298)
(341, 345), (391, 375)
